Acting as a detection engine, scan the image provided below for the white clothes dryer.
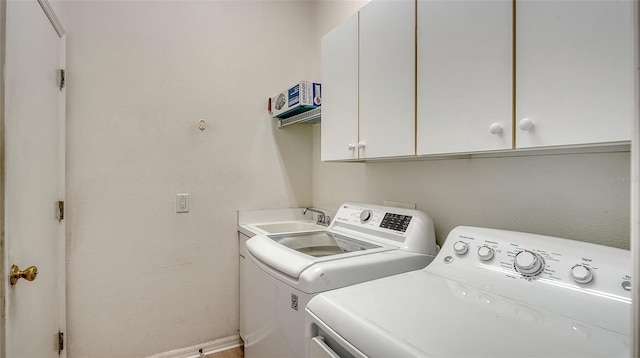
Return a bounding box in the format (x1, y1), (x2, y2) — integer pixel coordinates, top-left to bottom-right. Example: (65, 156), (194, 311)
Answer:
(244, 202), (438, 358)
(306, 226), (631, 357)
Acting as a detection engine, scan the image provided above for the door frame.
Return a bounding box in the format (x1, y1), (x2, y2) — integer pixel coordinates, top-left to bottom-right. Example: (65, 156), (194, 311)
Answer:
(632, 2), (640, 357)
(0, 0), (6, 355)
(0, 1), (66, 357)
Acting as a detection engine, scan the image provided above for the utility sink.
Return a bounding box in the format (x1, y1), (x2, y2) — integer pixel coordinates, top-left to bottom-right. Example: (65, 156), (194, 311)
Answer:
(250, 221), (326, 235)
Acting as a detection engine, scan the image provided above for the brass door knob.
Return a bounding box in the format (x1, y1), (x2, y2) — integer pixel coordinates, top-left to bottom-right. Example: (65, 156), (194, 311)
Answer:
(10, 265), (38, 286)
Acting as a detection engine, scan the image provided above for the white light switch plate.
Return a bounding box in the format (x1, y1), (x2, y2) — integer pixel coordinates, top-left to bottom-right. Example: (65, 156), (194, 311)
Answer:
(176, 194), (189, 213)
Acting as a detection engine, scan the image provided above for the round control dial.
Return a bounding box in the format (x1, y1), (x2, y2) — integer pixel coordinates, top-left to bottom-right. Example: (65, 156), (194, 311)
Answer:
(514, 250), (545, 276)
(570, 265), (594, 284)
(477, 246), (495, 261)
(359, 210), (373, 223)
(453, 241), (469, 255)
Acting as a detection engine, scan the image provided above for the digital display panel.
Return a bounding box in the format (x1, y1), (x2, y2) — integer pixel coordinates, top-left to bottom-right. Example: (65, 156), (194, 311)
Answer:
(380, 213), (412, 232)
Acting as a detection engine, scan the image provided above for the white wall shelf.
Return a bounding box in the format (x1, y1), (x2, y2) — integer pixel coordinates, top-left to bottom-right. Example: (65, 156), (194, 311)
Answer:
(278, 107), (321, 128)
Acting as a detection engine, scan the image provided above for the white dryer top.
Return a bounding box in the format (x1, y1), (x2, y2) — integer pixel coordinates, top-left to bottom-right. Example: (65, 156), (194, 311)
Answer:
(428, 226), (631, 334)
(307, 270), (629, 357)
(306, 226), (631, 356)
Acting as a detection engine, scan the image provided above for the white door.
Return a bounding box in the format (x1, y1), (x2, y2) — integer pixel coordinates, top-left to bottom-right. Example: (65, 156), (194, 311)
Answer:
(515, 0), (634, 148)
(4, 1), (66, 357)
(321, 13), (359, 161)
(416, 0), (512, 155)
(359, 0), (415, 159)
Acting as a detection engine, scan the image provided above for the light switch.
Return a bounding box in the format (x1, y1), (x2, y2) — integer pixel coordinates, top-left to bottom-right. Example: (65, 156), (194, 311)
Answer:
(176, 194), (189, 213)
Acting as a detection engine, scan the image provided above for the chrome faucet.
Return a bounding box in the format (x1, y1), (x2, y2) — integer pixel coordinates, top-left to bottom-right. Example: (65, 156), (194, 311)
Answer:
(303, 208), (331, 226)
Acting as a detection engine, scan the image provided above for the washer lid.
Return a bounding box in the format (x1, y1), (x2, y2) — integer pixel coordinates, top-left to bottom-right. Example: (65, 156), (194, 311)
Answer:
(271, 231), (381, 257)
(306, 270), (630, 357)
(246, 232), (393, 279)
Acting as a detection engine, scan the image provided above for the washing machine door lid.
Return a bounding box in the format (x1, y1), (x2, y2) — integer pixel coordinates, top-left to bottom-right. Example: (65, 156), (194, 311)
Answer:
(246, 232), (389, 279)
(247, 234), (316, 278)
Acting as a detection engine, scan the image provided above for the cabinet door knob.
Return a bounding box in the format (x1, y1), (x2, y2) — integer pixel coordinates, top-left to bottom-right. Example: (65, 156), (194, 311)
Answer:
(519, 118), (534, 131)
(348, 144), (355, 150)
(358, 142), (366, 148)
(489, 123), (503, 135)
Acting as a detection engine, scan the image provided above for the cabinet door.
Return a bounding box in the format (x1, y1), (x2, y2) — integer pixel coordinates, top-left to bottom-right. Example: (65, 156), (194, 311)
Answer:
(239, 232), (250, 341)
(321, 13), (359, 161)
(359, 0), (415, 158)
(516, 0), (634, 148)
(417, 0), (512, 155)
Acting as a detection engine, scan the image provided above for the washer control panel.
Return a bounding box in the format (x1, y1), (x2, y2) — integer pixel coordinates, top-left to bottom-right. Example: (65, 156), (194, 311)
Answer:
(429, 226), (632, 335)
(329, 202), (437, 256)
(379, 213), (412, 232)
(333, 204), (409, 233)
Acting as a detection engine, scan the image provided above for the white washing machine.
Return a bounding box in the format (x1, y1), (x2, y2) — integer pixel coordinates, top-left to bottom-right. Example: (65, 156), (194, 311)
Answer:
(244, 202), (439, 358)
(306, 226), (632, 357)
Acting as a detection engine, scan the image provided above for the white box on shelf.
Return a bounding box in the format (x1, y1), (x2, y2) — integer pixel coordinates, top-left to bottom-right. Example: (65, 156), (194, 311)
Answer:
(271, 81), (321, 119)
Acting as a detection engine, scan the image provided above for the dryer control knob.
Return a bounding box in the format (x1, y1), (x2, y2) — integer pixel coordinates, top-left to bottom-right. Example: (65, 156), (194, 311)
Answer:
(360, 210), (373, 223)
(477, 246), (495, 261)
(570, 265), (594, 284)
(453, 241), (469, 255)
(514, 250), (545, 276)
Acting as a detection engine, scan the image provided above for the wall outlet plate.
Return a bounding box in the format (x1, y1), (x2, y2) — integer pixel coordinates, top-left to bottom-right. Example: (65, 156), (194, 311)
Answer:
(176, 194), (189, 213)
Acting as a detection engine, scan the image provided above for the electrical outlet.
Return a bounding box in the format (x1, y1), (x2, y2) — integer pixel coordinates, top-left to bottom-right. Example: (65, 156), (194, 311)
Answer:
(176, 194), (189, 213)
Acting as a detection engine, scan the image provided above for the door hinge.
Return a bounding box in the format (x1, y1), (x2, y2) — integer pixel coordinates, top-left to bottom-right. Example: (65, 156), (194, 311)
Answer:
(57, 69), (65, 90)
(58, 201), (64, 221)
(58, 331), (64, 354)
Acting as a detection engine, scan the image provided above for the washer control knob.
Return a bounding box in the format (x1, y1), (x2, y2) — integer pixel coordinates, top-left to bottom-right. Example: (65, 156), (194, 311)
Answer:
(453, 241), (469, 255)
(514, 250), (545, 276)
(360, 210), (373, 223)
(477, 246), (495, 261)
(570, 265), (594, 284)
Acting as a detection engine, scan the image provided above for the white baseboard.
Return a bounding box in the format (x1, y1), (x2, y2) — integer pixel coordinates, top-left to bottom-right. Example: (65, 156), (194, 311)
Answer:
(147, 335), (242, 358)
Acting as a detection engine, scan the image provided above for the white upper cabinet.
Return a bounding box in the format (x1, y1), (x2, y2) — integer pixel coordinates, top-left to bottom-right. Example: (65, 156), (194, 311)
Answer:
(359, 0), (416, 159)
(417, 0), (513, 155)
(321, 13), (359, 161)
(320, 0), (635, 161)
(516, 0), (634, 148)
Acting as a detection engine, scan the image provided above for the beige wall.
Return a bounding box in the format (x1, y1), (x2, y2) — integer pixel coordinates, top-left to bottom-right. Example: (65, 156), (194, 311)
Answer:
(310, 0), (369, 72)
(62, 1), (315, 356)
(312, 128), (631, 249)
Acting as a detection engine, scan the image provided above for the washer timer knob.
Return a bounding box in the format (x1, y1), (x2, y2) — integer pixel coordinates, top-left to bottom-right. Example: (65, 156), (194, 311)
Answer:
(477, 246), (495, 261)
(514, 250), (545, 276)
(570, 265), (594, 284)
(360, 210), (373, 223)
(453, 241), (469, 255)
